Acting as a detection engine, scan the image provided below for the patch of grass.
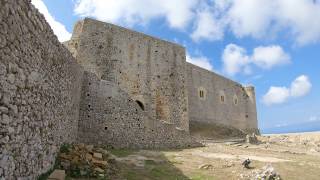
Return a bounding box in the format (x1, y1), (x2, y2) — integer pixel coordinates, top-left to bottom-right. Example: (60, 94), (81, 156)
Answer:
(190, 173), (216, 180)
(124, 170), (142, 180)
(118, 157), (189, 180)
(145, 159), (157, 166)
(109, 149), (136, 157)
(60, 143), (72, 153)
(145, 160), (189, 180)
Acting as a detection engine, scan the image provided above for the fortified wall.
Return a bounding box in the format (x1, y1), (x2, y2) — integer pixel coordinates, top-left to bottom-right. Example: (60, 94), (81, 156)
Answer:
(187, 63), (259, 137)
(0, 1), (195, 178)
(0, 0), (83, 178)
(66, 18), (189, 131)
(65, 18), (194, 149)
(0, 1), (258, 178)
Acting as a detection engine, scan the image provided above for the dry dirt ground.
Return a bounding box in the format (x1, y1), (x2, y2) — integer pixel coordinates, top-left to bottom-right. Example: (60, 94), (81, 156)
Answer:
(46, 132), (320, 180)
(108, 132), (320, 180)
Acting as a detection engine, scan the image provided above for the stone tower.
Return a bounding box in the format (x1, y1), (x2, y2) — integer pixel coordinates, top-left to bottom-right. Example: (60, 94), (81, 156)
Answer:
(244, 86), (259, 134)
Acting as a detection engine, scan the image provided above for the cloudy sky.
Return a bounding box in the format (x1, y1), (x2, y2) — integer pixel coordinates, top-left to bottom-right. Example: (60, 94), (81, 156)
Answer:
(32, 0), (320, 133)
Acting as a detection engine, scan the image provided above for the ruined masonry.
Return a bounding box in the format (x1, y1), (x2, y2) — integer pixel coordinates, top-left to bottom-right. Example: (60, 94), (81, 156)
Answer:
(0, 1), (259, 179)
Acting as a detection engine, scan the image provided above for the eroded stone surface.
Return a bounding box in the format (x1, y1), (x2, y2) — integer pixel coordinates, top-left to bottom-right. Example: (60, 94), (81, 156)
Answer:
(0, 1), (83, 178)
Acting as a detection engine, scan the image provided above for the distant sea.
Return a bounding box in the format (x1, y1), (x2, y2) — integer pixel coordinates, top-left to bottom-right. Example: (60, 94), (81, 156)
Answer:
(261, 120), (320, 134)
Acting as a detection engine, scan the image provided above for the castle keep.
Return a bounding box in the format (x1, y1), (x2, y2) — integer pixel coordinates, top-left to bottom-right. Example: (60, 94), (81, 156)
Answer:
(0, 1), (258, 178)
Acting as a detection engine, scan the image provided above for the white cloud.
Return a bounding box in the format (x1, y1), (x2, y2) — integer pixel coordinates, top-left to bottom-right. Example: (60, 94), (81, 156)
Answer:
(227, 0), (276, 38)
(222, 44), (250, 76)
(191, 9), (224, 42)
(252, 46), (290, 69)
(224, 0), (320, 45)
(309, 116), (319, 122)
(186, 54), (213, 71)
(262, 75), (312, 106)
(73, 0), (320, 45)
(275, 123), (288, 128)
(32, 0), (72, 42)
(262, 86), (290, 106)
(74, 0), (199, 29)
(290, 75), (312, 97)
(276, 0), (320, 45)
(222, 44), (290, 76)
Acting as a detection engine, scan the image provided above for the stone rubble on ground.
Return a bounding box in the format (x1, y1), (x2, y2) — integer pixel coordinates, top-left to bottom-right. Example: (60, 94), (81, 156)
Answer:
(53, 144), (116, 178)
(239, 164), (281, 180)
(198, 164), (214, 170)
(255, 164), (281, 180)
(246, 133), (259, 144)
(223, 161), (235, 168)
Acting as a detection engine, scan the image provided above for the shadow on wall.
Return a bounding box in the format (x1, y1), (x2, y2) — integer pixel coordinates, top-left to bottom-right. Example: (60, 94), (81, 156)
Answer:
(190, 121), (247, 140)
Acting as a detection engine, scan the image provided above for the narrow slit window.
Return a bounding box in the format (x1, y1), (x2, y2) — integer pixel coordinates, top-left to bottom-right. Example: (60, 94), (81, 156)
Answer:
(136, 100), (144, 110)
(199, 90), (204, 98)
(220, 96), (225, 102)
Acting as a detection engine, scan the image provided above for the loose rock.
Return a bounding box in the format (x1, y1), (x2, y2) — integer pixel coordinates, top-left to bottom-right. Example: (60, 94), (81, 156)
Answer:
(198, 164), (214, 170)
(246, 133), (259, 144)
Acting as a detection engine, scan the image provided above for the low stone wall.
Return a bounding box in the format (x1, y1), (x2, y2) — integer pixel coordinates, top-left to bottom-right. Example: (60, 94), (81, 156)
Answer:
(0, 1), (83, 178)
(78, 72), (199, 149)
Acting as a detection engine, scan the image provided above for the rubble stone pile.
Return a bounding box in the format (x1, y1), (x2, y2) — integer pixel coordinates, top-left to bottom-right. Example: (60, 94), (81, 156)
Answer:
(53, 144), (117, 178)
(246, 133), (259, 144)
(254, 164), (281, 180)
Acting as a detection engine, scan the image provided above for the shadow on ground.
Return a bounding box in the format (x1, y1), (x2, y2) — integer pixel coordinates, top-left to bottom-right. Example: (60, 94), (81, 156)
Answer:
(109, 149), (191, 180)
(190, 121), (246, 140)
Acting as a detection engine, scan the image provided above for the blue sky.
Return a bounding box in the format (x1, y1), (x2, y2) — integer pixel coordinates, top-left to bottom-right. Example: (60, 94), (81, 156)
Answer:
(32, 0), (320, 133)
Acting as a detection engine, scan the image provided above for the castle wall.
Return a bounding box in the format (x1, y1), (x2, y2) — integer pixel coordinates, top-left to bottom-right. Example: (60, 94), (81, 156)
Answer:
(0, 1), (83, 178)
(0, 1), (259, 177)
(186, 63), (258, 135)
(65, 18), (189, 131)
(77, 72), (198, 149)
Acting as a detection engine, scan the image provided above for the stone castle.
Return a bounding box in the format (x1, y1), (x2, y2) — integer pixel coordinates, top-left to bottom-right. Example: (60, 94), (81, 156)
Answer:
(0, 1), (258, 178)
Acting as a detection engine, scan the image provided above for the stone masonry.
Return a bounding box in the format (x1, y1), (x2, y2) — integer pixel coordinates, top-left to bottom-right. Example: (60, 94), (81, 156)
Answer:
(0, 0), (83, 178)
(187, 63), (259, 136)
(65, 18), (189, 131)
(0, 1), (258, 179)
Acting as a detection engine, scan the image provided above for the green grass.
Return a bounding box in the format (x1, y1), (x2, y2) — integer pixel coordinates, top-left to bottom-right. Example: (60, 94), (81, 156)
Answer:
(116, 157), (190, 180)
(190, 173), (216, 180)
(60, 143), (72, 153)
(109, 148), (137, 157)
(124, 170), (143, 180)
